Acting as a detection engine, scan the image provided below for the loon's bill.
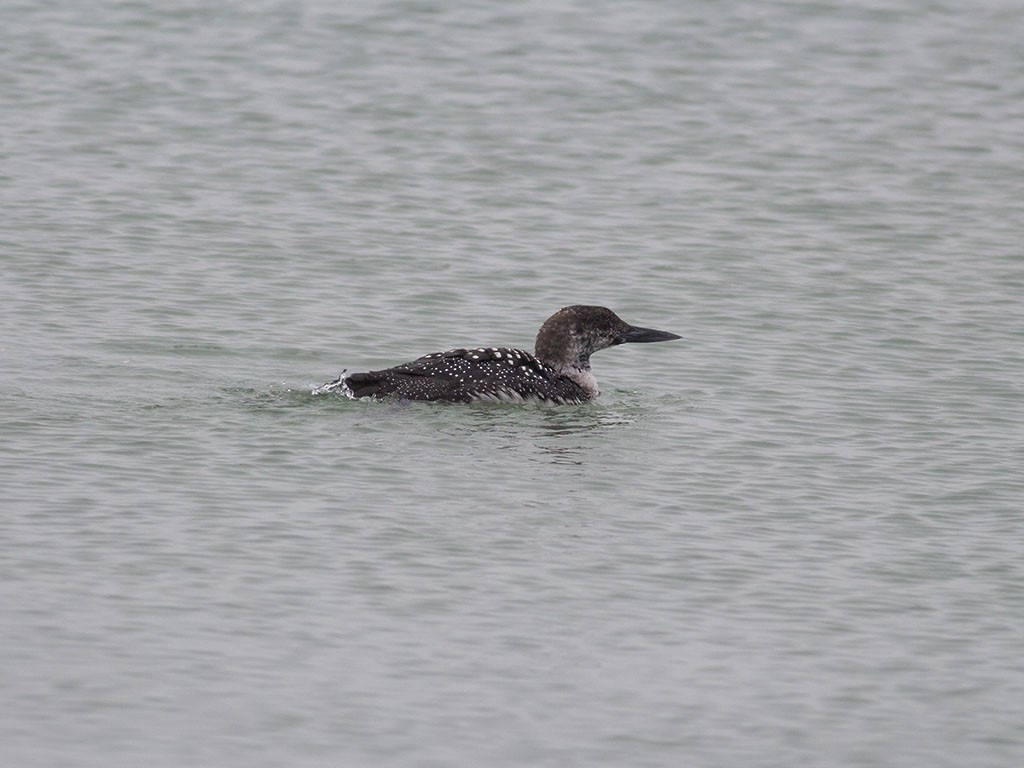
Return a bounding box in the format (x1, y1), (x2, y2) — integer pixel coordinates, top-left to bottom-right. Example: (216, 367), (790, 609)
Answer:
(314, 305), (680, 404)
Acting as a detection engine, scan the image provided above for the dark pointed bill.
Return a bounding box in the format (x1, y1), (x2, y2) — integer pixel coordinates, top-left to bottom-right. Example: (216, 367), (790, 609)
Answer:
(618, 325), (682, 344)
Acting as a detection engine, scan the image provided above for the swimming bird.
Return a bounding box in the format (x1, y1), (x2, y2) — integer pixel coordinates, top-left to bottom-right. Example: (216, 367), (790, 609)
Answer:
(314, 305), (680, 404)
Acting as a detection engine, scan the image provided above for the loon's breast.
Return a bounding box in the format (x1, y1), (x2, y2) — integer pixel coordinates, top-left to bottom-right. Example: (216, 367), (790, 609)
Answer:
(325, 347), (590, 404)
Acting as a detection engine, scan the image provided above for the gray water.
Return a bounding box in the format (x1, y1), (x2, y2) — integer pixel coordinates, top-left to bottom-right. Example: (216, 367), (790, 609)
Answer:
(3, 1), (1023, 766)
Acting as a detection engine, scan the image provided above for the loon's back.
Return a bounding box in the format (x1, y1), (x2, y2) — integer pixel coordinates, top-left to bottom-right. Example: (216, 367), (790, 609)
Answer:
(324, 347), (590, 404)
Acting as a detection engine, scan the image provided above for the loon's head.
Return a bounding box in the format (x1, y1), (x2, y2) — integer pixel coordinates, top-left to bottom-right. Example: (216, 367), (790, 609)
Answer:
(534, 305), (681, 373)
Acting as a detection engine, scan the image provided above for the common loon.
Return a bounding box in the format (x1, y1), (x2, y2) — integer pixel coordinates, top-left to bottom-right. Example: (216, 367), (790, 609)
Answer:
(314, 305), (680, 404)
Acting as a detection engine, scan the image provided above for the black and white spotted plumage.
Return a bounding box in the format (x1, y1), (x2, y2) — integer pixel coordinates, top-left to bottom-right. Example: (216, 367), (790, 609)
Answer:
(314, 305), (680, 404)
(321, 347), (590, 404)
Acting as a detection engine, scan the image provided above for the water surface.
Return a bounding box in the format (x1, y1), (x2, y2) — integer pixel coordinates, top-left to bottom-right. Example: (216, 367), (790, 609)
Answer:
(3, 1), (1023, 766)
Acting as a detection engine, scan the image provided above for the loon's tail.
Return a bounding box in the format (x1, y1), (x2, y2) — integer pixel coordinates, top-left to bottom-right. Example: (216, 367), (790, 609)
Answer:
(341, 371), (391, 399)
(317, 368), (441, 400)
(315, 360), (450, 400)
(313, 370), (405, 399)
(311, 370), (352, 397)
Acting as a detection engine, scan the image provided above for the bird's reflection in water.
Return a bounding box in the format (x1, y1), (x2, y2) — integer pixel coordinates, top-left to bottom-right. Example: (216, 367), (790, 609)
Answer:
(413, 394), (652, 469)
(532, 406), (639, 465)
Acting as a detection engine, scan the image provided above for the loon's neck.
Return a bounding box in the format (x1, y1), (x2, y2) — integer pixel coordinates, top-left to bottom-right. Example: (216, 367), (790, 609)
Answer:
(536, 332), (600, 398)
(547, 357), (598, 399)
